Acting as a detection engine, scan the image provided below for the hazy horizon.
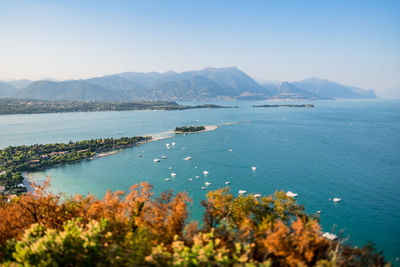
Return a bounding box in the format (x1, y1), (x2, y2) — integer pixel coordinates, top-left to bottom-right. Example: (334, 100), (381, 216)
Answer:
(1, 0), (399, 94)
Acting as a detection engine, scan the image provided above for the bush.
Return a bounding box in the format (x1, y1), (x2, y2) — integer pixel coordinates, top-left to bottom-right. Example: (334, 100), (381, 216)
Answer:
(0, 180), (390, 266)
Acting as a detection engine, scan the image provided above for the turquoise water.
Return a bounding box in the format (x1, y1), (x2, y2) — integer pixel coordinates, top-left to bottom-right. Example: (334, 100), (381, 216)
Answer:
(1, 99), (399, 263)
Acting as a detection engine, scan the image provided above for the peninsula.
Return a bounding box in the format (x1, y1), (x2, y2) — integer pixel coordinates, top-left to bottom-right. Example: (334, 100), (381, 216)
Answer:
(253, 104), (315, 108)
(0, 136), (150, 196)
(0, 98), (234, 115)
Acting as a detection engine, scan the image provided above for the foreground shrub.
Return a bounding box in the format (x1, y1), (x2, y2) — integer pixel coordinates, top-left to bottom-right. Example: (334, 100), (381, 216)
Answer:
(0, 180), (390, 266)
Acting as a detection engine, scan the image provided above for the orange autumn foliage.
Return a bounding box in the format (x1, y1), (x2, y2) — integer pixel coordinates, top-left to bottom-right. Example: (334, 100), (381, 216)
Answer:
(0, 179), (190, 247)
(0, 180), (389, 266)
(261, 219), (330, 266)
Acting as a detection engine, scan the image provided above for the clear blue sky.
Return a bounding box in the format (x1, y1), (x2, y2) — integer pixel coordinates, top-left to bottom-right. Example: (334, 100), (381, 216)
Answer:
(0, 0), (399, 92)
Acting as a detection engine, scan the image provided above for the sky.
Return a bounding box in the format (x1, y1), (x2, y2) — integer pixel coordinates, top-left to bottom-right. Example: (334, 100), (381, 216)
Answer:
(0, 0), (399, 93)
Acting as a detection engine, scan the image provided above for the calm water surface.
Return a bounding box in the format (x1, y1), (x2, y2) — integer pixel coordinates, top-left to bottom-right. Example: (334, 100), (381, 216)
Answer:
(1, 99), (399, 263)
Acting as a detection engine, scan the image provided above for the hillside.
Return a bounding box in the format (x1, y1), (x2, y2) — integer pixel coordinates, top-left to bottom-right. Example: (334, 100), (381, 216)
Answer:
(292, 77), (376, 99)
(15, 80), (126, 101)
(4, 79), (33, 89)
(0, 82), (17, 97)
(2, 67), (377, 101)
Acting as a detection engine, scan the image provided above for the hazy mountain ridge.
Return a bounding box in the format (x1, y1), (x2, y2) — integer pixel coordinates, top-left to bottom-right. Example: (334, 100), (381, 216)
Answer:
(5, 79), (33, 89)
(15, 81), (126, 101)
(292, 78), (376, 99)
(1, 67), (376, 101)
(0, 82), (18, 97)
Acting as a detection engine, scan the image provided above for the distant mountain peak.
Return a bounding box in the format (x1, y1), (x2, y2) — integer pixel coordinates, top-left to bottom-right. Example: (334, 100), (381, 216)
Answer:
(1, 68), (376, 101)
(202, 66), (238, 72)
(300, 77), (330, 84)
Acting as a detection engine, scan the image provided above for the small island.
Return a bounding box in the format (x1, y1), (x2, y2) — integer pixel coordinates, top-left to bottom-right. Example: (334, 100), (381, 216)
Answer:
(174, 126), (206, 133)
(0, 98), (235, 115)
(0, 136), (151, 196)
(253, 104), (315, 108)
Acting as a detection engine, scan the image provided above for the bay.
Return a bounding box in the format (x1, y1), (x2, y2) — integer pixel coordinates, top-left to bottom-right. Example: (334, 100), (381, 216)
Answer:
(1, 99), (399, 263)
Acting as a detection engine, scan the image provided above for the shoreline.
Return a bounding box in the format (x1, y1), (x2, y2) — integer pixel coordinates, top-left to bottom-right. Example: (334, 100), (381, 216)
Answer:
(22, 122), (234, 185)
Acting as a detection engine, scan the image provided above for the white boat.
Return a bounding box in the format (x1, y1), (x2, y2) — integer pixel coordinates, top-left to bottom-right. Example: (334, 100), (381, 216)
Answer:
(166, 143), (170, 147)
(195, 176), (200, 179)
(225, 181), (230, 185)
(169, 167), (173, 170)
(171, 173), (176, 177)
(286, 191), (298, 198)
(254, 194), (261, 198)
(251, 166), (256, 171)
(162, 156), (167, 159)
(205, 182), (211, 186)
(322, 232), (338, 241)
(228, 149), (233, 152)
(238, 190), (247, 194)
(201, 187), (206, 190)
(203, 170), (209, 176)
(316, 210), (322, 214)
(333, 197), (341, 203)
(172, 142), (176, 146)
(194, 166), (198, 169)
(164, 178), (171, 181)
(153, 158), (161, 162)
(184, 156), (192, 161)
(189, 178), (193, 181)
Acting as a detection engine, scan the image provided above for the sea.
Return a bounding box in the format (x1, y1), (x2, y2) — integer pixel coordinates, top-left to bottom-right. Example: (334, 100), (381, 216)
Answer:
(1, 99), (399, 263)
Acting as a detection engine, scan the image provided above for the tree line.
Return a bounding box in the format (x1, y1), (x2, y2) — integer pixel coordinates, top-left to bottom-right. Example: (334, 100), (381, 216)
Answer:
(0, 136), (150, 196)
(0, 98), (230, 115)
(175, 126), (206, 133)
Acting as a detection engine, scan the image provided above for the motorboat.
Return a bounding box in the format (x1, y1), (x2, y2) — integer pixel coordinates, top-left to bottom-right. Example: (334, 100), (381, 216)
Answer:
(184, 156), (192, 161)
(322, 232), (338, 241)
(238, 190), (247, 194)
(153, 158), (161, 162)
(203, 170), (209, 176)
(286, 191), (298, 198)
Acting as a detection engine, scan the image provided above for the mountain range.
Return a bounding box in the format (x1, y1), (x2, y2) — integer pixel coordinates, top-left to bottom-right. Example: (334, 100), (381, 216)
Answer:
(0, 67), (376, 101)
